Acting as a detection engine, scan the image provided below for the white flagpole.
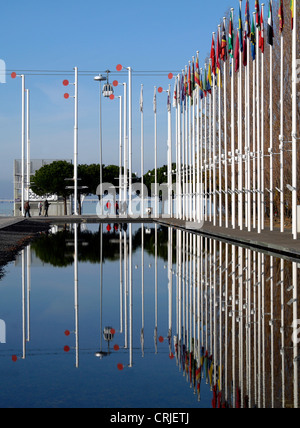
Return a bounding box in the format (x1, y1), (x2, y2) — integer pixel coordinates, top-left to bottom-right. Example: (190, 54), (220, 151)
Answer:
(154, 86), (158, 218)
(196, 59), (201, 223)
(167, 84), (172, 217)
(261, 4), (265, 231)
(212, 33), (217, 227)
(247, 30), (251, 232)
(123, 83), (127, 215)
(200, 68), (204, 223)
(205, 64), (208, 222)
(238, 25), (243, 231)
(292, 0), (298, 240)
(256, 16), (261, 234)
(223, 17), (229, 229)
(231, 10), (235, 229)
(177, 75), (182, 220)
(140, 85), (144, 217)
(269, 2), (273, 232)
(21, 75), (25, 216)
(128, 67), (133, 216)
(253, 12), (257, 231)
(74, 67), (79, 216)
(218, 25), (223, 228)
(185, 66), (189, 220)
(188, 61), (192, 221)
(280, 25), (284, 233)
(26, 89), (30, 203)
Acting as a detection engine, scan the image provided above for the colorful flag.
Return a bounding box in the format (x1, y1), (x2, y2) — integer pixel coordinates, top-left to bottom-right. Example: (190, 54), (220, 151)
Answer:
(234, 30), (240, 72)
(228, 10), (234, 58)
(278, 0), (284, 33)
(255, 0), (261, 29)
(267, 1), (274, 46)
(173, 77), (178, 108)
(203, 67), (207, 97)
(188, 64), (192, 97)
(239, 1), (244, 52)
(259, 7), (264, 53)
(290, 0), (294, 30)
(221, 21), (227, 61)
(251, 15), (256, 61)
(195, 53), (200, 86)
(245, 0), (251, 37)
(210, 35), (216, 75)
(207, 63), (212, 93)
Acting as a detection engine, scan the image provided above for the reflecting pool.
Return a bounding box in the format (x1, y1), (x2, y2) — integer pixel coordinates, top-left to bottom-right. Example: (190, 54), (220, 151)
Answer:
(0, 223), (299, 408)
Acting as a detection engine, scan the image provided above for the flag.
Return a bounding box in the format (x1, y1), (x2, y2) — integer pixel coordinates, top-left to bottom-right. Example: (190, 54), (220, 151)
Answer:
(188, 64), (192, 97)
(259, 7), (264, 53)
(191, 60), (195, 93)
(210, 35), (216, 75)
(234, 30), (240, 72)
(173, 77), (178, 108)
(251, 15), (256, 60)
(278, 0), (284, 34)
(199, 69), (204, 99)
(195, 53), (200, 86)
(267, 1), (274, 46)
(203, 67), (207, 97)
(140, 85), (143, 113)
(290, 0), (294, 30)
(221, 21), (227, 61)
(245, 0), (251, 38)
(207, 63), (212, 93)
(239, 1), (244, 52)
(153, 87), (157, 113)
(228, 10), (234, 58)
(255, 0), (261, 29)
(167, 90), (171, 112)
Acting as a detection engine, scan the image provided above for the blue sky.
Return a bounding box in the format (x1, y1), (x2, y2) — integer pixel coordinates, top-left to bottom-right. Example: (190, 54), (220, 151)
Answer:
(0, 0), (236, 198)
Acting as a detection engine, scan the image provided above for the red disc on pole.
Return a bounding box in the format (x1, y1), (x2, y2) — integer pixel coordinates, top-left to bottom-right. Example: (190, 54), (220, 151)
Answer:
(111, 328), (116, 335)
(64, 93), (70, 99)
(114, 345), (120, 351)
(168, 73), (174, 80)
(117, 363), (124, 371)
(116, 64), (123, 72)
(11, 72), (17, 79)
(169, 352), (174, 360)
(64, 346), (70, 353)
(65, 330), (70, 337)
(159, 336), (164, 343)
(113, 80), (119, 87)
(63, 80), (69, 86)
(158, 87), (163, 93)
(110, 94), (115, 100)
(12, 355), (17, 362)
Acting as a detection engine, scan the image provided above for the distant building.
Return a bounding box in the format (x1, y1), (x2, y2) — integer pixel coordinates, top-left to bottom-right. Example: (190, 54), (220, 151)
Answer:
(13, 159), (72, 217)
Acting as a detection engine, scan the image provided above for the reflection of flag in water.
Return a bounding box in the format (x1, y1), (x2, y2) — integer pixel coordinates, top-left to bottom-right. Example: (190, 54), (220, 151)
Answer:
(200, 347), (205, 367)
(196, 366), (201, 396)
(212, 384), (217, 408)
(204, 351), (209, 379)
(208, 359), (214, 386)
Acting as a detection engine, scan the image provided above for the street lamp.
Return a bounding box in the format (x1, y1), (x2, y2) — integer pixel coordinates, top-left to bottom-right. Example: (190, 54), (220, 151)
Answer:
(94, 74), (108, 203)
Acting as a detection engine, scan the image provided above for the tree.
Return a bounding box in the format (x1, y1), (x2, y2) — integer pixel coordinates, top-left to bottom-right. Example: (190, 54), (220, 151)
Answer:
(30, 161), (73, 215)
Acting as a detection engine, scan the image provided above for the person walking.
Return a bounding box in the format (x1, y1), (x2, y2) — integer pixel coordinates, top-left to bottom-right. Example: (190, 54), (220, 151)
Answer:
(44, 199), (50, 217)
(24, 201), (31, 218)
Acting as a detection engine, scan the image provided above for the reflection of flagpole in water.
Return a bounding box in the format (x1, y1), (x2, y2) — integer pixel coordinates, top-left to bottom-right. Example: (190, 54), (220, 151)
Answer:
(292, 262), (298, 409)
(141, 224), (144, 357)
(74, 223), (79, 368)
(280, 259), (285, 408)
(129, 223), (133, 368)
(154, 224), (158, 354)
(231, 244), (236, 407)
(22, 250), (26, 359)
(270, 255), (274, 408)
(26, 245), (31, 343)
(119, 227), (123, 334)
(124, 226), (128, 350)
(168, 227), (172, 346)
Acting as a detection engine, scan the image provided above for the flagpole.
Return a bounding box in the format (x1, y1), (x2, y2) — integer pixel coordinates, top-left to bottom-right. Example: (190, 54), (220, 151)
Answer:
(218, 25), (222, 228)
(279, 18), (284, 233)
(177, 75), (182, 220)
(261, 4), (265, 231)
(74, 66), (79, 216)
(167, 84), (172, 217)
(196, 55), (201, 223)
(212, 33), (217, 227)
(26, 89), (30, 203)
(200, 67), (203, 223)
(252, 12), (257, 231)
(292, 0), (298, 240)
(256, 13), (261, 234)
(238, 24), (243, 231)
(21, 74), (25, 217)
(231, 9), (236, 230)
(154, 86), (158, 218)
(205, 64), (208, 222)
(246, 7), (251, 233)
(140, 85), (144, 217)
(209, 59), (212, 223)
(223, 17), (229, 229)
(192, 58), (196, 222)
(269, 1), (273, 232)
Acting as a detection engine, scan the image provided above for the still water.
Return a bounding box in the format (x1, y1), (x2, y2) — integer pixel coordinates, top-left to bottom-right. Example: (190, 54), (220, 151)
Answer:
(0, 223), (299, 408)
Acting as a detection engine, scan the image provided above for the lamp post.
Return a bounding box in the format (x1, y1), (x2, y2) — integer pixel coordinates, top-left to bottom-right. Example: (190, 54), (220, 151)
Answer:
(94, 74), (108, 205)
